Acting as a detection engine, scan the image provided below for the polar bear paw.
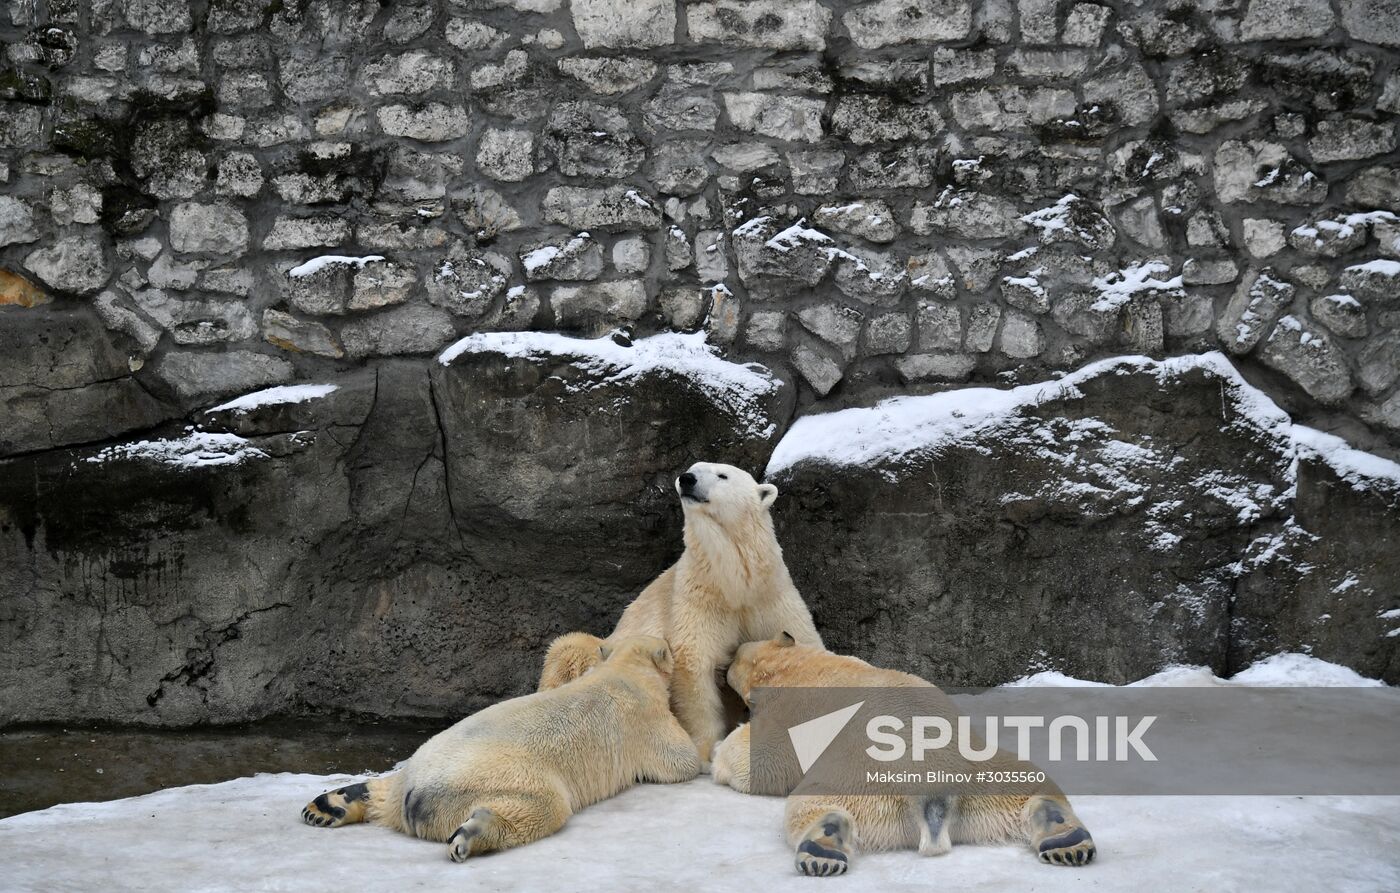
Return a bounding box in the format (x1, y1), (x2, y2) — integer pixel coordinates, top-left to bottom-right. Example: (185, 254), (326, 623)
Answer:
(447, 809), (494, 862)
(795, 812), (852, 877)
(1031, 797), (1096, 865)
(301, 782), (370, 828)
(1037, 826), (1096, 865)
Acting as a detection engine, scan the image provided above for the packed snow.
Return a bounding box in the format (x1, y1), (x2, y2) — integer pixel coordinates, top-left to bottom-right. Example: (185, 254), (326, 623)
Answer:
(287, 255), (385, 278)
(206, 384), (339, 415)
(438, 330), (782, 438)
(3, 653), (1395, 892)
(85, 431), (268, 469)
(764, 353), (1400, 497)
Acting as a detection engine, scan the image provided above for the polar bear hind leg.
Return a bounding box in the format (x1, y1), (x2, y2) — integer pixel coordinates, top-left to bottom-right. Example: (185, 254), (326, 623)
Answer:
(447, 793), (571, 862)
(301, 776), (392, 828)
(789, 806), (854, 877)
(918, 795), (954, 856)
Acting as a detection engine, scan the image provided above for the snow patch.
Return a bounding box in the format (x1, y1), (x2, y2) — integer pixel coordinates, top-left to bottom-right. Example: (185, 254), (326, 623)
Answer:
(288, 255), (384, 278)
(1089, 261), (1184, 312)
(85, 431), (268, 469)
(6, 773), (1400, 892)
(1346, 259), (1400, 277)
(207, 384), (339, 415)
(1011, 652), (1385, 688)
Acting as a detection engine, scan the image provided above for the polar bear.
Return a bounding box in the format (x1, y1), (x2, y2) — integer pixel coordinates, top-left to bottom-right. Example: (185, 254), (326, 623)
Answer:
(713, 635), (1097, 875)
(538, 462), (821, 762)
(301, 636), (699, 861)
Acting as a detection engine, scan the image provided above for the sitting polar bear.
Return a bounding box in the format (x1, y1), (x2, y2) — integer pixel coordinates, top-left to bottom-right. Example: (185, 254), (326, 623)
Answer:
(539, 462), (822, 762)
(301, 636), (699, 861)
(713, 635), (1097, 876)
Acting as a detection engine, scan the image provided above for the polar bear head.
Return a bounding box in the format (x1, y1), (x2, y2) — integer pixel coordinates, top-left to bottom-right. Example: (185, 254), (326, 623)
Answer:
(674, 462), (778, 526)
(599, 635), (675, 679)
(726, 632), (800, 700)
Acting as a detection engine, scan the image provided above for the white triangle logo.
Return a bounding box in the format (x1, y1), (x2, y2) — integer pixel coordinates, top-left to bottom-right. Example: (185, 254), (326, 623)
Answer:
(787, 701), (865, 774)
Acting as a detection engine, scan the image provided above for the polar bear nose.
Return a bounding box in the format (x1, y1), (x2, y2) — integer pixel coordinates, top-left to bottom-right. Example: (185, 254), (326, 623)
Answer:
(678, 472), (697, 491)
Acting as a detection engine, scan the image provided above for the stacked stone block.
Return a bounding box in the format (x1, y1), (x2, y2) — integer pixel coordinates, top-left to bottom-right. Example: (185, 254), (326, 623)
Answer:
(0, 0), (1397, 442)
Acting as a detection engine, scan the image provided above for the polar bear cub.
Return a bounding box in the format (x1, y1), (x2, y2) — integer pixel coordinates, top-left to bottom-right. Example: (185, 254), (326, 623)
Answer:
(539, 462), (822, 762)
(713, 635), (1097, 875)
(301, 636), (700, 860)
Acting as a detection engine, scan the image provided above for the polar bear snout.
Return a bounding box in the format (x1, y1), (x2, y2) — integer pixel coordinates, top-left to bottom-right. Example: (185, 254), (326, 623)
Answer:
(677, 472), (706, 502)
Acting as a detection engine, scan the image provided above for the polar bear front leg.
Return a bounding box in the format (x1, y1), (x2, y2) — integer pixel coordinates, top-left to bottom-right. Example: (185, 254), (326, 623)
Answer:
(711, 722), (751, 792)
(670, 648), (726, 762)
(639, 715), (703, 784)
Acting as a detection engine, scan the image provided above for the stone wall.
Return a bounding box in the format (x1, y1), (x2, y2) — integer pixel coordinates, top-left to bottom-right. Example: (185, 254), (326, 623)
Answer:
(2, 0), (1399, 456)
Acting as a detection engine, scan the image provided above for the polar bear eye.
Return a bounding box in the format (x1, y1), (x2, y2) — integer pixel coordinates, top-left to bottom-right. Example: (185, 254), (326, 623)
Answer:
(717, 473), (728, 480)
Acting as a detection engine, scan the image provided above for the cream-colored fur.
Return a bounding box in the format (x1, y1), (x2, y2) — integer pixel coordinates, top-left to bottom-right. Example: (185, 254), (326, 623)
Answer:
(301, 636), (700, 861)
(539, 462), (821, 761)
(713, 636), (1097, 875)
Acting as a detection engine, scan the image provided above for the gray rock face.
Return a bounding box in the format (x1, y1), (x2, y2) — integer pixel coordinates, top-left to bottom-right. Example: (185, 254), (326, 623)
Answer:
(1341, 0), (1400, 47)
(0, 306), (171, 455)
(376, 103), (470, 141)
(687, 1), (831, 50)
(23, 235), (111, 295)
(541, 186), (662, 229)
(723, 93), (825, 142)
(340, 305), (457, 358)
(769, 359), (1400, 686)
(520, 233), (605, 282)
(426, 246), (511, 319)
(812, 200), (897, 243)
(262, 309), (343, 358)
(543, 101), (644, 177)
(1241, 0), (1335, 40)
(1217, 270), (1294, 355)
(131, 290), (257, 345)
(551, 279), (649, 332)
(572, 0), (676, 49)
(843, 0), (972, 48)
(0, 196), (38, 247)
(154, 349), (294, 403)
(169, 204), (250, 257)
(1259, 317), (1355, 405)
(0, 337), (791, 725)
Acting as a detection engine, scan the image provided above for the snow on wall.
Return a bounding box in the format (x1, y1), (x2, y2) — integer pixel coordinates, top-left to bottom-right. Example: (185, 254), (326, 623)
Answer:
(765, 352), (1400, 497)
(207, 384), (340, 414)
(439, 330), (783, 438)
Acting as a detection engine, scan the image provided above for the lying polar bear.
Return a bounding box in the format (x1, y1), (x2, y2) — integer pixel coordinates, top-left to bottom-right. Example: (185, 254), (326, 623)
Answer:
(301, 636), (699, 861)
(713, 634), (1097, 876)
(538, 462), (822, 762)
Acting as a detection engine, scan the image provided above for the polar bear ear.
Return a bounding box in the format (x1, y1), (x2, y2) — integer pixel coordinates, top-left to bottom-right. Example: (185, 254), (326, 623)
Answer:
(598, 643), (613, 662)
(776, 631), (796, 647)
(650, 644), (673, 673)
(757, 483), (779, 507)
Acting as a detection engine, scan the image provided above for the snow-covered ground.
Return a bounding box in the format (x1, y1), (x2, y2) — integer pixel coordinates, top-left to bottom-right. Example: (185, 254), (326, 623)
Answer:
(3, 773), (1397, 892)
(4, 654), (1398, 892)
